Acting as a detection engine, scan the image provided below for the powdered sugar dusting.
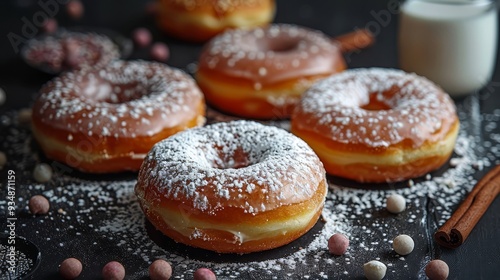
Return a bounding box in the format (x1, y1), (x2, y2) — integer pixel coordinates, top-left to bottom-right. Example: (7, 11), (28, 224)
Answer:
(295, 68), (458, 148)
(21, 30), (120, 73)
(136, 120), (325, 214)
(32, 60), (204, 137)
(198, 24), (342, 85)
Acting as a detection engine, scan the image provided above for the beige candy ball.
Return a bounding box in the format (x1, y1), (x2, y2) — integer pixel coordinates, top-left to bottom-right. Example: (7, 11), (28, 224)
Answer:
(393, 234), (414, 255)
(363, 260), (387, 280)
(386, 194), (406, 213)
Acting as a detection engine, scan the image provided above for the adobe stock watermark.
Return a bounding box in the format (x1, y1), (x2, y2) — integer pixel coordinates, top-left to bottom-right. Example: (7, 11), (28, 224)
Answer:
(5, 170), (17, 273)
(7, 0), (72, 53)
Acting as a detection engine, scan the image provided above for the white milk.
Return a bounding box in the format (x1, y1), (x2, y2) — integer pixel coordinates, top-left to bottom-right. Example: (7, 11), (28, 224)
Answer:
(399, 0), (498, 96)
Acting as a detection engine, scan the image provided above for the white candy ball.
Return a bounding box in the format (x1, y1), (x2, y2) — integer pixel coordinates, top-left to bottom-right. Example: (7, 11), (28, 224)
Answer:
(363, 260), (387, 280)
(33, 163), (53, 183)
(393, 234), (414, 255)
(386, 194), (406, 213)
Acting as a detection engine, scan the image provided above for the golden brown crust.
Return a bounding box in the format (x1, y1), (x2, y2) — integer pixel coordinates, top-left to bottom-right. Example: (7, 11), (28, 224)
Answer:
(292, 121), (459, 182)
(31, 104), (205, 173)
(139, 180), (327, 253)
(157, 0), (276, 42)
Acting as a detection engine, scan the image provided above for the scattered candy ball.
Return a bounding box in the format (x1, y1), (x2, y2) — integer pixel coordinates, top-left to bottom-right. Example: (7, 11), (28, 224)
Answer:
(149, 259), (172, 280)
(425, 259), (449, 280)
(193, 268), (216, 280)
(150, 42), (170, 62)
(66, 0), (84, 20)
(33, 163), (53, 183)
(0, 151), (6, 169)
(363, 260), (387, 280)
(132, 28), (152, 48)
(102, 261), (125, 280)
(386, 194), (406, 214)
(29, 195), (50, 215)
(0, 87), (6, 106)
(42, 18), (58, 33)
(392, 234), (414, 255)
(59, 257), (83, 279)
(328, 233), (349, 255)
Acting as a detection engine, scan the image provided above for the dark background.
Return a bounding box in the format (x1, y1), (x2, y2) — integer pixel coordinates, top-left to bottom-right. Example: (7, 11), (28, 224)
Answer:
(0, 0), (499, 279)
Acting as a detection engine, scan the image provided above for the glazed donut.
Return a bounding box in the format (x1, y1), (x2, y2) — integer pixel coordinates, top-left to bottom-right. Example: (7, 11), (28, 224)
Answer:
(31, 60), (205, 173)
(291, 68), (460, 183)
(135, 120), (327, 253)
(22, 30), (120, 74)
(196, 24), (346, 119)
(156, 0), (275, 42)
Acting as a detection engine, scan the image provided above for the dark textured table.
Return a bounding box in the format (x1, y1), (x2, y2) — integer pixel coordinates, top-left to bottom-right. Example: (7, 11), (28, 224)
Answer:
(1, 1), (499, 279)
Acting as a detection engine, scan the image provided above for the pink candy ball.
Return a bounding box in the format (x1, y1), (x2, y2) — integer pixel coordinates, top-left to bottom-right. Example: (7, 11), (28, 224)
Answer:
(102, 261), (125, 280)
(59, 258), (82, 279)
(66, 0), (84, 20)
(29, 195), (50, 215)
(425, 260), (449, 280)
(132, 28), (152, 48)
(193, 268), (216, 280)
(149, 259), (172, 280)
(150, 42), (170, 62)
(42, 18), (58, 33)
(328, 233), (349, 255)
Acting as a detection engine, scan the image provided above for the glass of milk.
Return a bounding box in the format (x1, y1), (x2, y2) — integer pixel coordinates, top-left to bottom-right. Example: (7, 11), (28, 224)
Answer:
(398, 0), (498, 97)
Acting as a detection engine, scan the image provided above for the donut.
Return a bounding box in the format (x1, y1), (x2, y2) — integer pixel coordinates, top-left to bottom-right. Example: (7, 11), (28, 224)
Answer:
(31, 60), (205, 173)
(135, 120), (327, 253)
(291, 68), (460, 183)
(196, 24), (346, 119)
(22, 30), (120, 74)
(156, 0), (276, 42)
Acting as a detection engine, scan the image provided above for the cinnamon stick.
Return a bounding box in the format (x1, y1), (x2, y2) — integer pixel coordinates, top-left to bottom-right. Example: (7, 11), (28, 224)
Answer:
(333, 28), (375, 53)
(434, 164), (500, 249)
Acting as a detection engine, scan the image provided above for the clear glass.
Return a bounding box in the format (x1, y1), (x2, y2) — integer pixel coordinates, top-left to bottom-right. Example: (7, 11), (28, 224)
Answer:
(398, 0), (498, 96)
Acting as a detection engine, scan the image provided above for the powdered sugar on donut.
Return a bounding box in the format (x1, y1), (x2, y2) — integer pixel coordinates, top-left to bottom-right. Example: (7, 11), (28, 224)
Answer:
(22, 30), (120, 73)
(295, 68), (458, 148)
(137, 120), (325, 214)
(198, 24), (342, 86)
(33, 60), (204, 138)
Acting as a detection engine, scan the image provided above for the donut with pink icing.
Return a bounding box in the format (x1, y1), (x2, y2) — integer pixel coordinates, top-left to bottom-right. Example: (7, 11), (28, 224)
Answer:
(22, 30), (120, 74)
(31, 60), (206, 173)
(196, 24), (346, 119)
(291, 68), (460, 183)
(135, 120), (327, 253)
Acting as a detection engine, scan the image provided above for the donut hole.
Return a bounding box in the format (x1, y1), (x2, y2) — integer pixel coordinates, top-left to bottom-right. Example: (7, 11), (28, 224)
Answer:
(361, 93), (392, 111)
(80, 76), (150, 104)
(211, 147), (252, 169)
(266, 38), (299, 53)
(361, 87), (402, 111)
